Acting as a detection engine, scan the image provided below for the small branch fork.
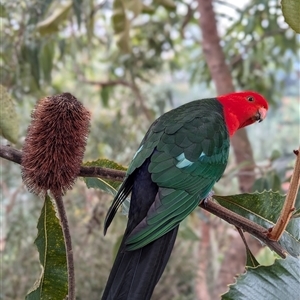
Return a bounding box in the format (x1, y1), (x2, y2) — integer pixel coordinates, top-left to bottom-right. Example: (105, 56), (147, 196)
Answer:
(2, 144), (298, 258)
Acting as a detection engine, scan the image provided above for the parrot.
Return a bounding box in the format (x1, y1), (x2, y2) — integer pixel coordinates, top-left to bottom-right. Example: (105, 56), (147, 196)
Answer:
(102, 91), (268, 300)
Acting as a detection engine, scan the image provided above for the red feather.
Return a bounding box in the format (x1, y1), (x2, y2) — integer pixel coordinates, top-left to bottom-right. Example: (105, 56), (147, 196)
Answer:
(217, 91), (269, 136)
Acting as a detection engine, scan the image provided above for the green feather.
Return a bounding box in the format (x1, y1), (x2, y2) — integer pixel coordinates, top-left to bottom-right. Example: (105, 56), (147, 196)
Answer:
(111, 98), (231, 250)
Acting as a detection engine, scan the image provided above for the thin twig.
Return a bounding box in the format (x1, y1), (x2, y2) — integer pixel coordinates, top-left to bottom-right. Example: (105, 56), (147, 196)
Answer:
(268, 148), (300, 241)
(53, 193), (75, 300)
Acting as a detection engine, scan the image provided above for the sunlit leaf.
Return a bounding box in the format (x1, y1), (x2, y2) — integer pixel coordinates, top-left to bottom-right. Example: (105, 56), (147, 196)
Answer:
(222, 256), (300, 300)
(26, 194), (68, 300)
(214, 191), (300, 257)
(0, 85), (19, 144)
(281, 0), (300, 33)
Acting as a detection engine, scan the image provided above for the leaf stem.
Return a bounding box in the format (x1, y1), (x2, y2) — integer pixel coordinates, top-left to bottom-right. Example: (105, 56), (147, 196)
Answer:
(53, 193), (75, 300)
(268, 147), (300, 241)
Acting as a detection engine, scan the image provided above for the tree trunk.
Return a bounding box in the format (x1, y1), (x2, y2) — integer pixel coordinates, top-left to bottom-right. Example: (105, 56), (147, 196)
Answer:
(197, 0), (255, 192)
(195, 1), (259, 299)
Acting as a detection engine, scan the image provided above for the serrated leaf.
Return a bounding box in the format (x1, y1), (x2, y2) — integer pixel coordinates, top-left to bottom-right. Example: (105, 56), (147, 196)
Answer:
(281, 0), (300, 33)
(37, 0), (72, 35)
(0, 85), (19, 143)
(222, 256), (300, 300)
(214, 192), (300, 257)
(26, 195), (67, 300)
(84, 158), (127, 171)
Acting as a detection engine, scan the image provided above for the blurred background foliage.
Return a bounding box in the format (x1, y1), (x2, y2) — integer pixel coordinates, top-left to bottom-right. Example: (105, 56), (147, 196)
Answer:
(1, 0), (299, 299)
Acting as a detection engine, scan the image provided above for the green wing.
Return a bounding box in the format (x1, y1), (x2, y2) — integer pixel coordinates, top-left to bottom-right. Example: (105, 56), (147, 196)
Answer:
(124, 99), (230, 250)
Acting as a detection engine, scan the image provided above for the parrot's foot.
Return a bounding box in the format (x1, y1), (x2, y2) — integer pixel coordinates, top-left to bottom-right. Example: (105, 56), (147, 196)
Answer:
(202, 190), (214, 206)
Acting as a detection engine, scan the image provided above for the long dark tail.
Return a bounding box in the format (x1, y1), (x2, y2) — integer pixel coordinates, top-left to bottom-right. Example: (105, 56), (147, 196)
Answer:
(101, 227), (178, 300)
(102, 158), (178, 300)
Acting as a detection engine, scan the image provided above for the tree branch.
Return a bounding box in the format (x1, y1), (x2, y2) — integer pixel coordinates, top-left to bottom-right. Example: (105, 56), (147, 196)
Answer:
(199, 199), (286, 258)
(0, 145), (125, 182)
(1, 144), (286, 257)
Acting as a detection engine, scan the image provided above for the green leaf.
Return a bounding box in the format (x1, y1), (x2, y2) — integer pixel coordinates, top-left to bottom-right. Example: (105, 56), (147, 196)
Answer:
(39, 41), (55, 83)
(222, 256), (300, 300)
(0, 85), (19, 144)
(83, 158), (126, 190)
(85, 177), (118, 196)
(112, 0), (131, 52)
(112, 0), (127, 34)
(214, 192), (300, 257)
(0, 3), (7, 18)
(100, 86), (110, 107)
(281, 0), (300, 33)
(72, 0), (82, 28)
(25, 43), (41, 89)
(26, 195), (68, 300)
(245, 246), (260, 268)
(37, 0), (72, 35)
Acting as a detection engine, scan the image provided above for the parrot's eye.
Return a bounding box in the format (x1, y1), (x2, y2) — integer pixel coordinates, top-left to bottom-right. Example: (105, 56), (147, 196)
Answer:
(247, 96), (254, 102)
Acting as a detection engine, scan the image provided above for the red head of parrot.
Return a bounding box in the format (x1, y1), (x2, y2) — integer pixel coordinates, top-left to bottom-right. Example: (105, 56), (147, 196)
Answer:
(217, 91), (269, 136)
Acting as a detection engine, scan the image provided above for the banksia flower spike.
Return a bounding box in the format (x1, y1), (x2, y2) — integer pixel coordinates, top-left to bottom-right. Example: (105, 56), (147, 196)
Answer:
(21, 92), (91, 197)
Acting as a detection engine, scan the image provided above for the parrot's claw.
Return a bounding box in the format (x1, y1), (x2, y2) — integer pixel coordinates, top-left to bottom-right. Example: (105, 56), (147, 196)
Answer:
(202, 190), (214, 207)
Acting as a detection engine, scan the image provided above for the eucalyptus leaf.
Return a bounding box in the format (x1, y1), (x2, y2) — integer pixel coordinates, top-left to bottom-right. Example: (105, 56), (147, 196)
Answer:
(37, 0), (72, 35)
(26, 195), (68, 300)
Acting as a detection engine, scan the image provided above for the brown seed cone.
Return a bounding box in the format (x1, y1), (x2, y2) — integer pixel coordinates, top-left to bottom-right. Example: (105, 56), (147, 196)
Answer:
(21, 93), (91, 196)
